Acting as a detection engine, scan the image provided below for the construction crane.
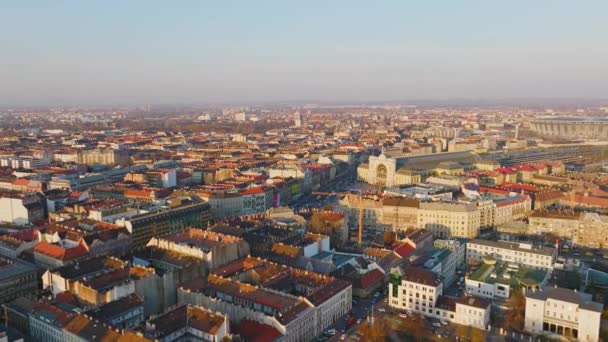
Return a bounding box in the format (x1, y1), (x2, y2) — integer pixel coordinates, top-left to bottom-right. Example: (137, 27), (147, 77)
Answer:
(358, 191), (363, 247)
(312, 191), (375, 246)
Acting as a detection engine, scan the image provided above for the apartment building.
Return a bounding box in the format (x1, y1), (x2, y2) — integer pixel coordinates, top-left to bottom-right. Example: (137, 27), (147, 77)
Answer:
(29, 303), (73, 342)
(466, 239), (556, 270)
(0, 256), (38, 304)
(381, 198), (419, 231)
(212, 256), (352, 334)
(528, 210), (581, 239)
(116, 196), (210, 248)
(196, 191), (243, 219)
(529, 210), (608, 248)
(0, 192), (46, 226)
(417, 201), (481, 238)
(144, 304), (229, 342)
(70, 267), (135, 305)
(525, 287), (603, 342)
(146, 228), (250, 270)
(179, 275), (317, 342)
(574, 213), (608, 249)
(77, 148), (128, 166)
(86, 293), (145, 329)
(388, 267), (490, 330)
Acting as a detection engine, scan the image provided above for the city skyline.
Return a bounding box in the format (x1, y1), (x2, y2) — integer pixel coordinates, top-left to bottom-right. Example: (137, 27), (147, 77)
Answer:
(2, 1), (608, 106)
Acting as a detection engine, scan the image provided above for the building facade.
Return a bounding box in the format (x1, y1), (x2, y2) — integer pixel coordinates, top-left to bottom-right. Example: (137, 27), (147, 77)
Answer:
(466, 240), (556, 270)
(525, 287), (603, 341)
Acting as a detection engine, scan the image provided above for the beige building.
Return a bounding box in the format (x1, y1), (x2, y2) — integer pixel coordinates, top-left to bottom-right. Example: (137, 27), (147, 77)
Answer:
(358, 151), (480, 187)
(77, 148), (127, 165)
(380, 198), (419, 231)
(574, 213), (608, 249)
(475, 159), (501, 171)
(417, 202), (481, 238)
(528, 210), (581, 240)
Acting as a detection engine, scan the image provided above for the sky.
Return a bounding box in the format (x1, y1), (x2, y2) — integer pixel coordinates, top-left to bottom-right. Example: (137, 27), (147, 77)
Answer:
(1, 1), (608, 106)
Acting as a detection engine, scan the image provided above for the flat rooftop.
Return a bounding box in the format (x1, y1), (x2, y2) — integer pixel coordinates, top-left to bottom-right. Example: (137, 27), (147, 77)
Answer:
(469, 239), (555, 257)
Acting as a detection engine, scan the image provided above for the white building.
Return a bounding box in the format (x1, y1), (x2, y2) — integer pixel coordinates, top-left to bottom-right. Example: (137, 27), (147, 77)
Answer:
(465, 260), (549, 300)
(525, 287), (603, 341)
(0, 194), (46, 226)
(388, 267), (491, 330)
(466, 239), (556, 270)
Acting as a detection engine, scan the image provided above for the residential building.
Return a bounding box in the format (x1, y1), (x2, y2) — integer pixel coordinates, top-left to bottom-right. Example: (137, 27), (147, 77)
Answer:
(144, 304), (229, 342)
(77, 148), (128, 166)
(380, 198), (419, 231)
(29, 303), (73, 342)
(87, 293), (145, 329)
(116, 196), (210, 248)
(211, 256), (352, 334)
(417, 201), (481, 239)
(0, 192), (46, 226)
(0, 256), (38, 304)
(146, 228), (250, 270)
(388, 267), (490, 330)
(529, 210), (581, 240)
(179, 275), (317, 342)
(33, 239), (90, 269)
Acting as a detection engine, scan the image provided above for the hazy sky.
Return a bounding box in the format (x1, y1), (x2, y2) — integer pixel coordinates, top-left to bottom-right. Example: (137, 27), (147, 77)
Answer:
(1, 1), (608, 106)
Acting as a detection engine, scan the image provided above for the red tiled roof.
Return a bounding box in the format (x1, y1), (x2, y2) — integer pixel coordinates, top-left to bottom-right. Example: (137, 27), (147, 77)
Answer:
(11, 228), (39, 242)
(515, 165), (538, 172)
(501, 183), (537, 192)
(13, 178), (30, 186)
(495, 167), (515, 175)
(393, 242), (415, 258)
(124, 189), (153, 198)
(34, 240), (89, 261)
(233, 320), (282, 342)
(360, 269), (384, 289)
(241, 187), (265, 195)
(563, 194), (608, 207)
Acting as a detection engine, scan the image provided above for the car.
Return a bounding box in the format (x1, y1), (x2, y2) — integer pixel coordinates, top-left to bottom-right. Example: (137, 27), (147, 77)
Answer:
(432, 322), (441, 327)
(356, 318), (362, 324)
(326, 329), (337, 336)
(340, 334), (348, 340)
(399, 313), (407, 319)
(440, 320), (448, 326)
(378, 308), (386, 313)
